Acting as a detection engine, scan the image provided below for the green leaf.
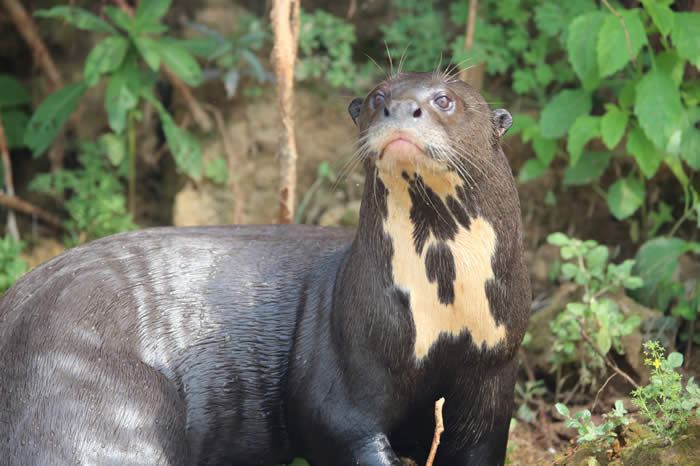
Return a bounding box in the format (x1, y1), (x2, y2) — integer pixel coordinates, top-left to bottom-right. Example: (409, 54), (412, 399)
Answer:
(642, 0), (674, 37)
(597, 9), (647, 78)
(601, 105), (628, 150)
(620, 315), (641, 334)
(510, 114), (537, 138)
(657, 51), (685, 87)
(671, 12), (700, 68)
(103, 6), (133, 33)
(635, 69), (684, 153)
(672, 301), (697, 321)
(533, 134), (557, 165)
(567, 12), (606, 90)
(540, 89), (592, 139)
(619, 77), (638, 110)
(154, 39), (202, 86)
(667, 352), (683, 368)
(0, 75), (31, 107)
(518, 159), (547, 183)
(2, 110), (29, 149)
(34, 6), (117, 34)
(632, 237), (689, 306)
(680, 127), (700, 170)
(555, 403), (570, 417)
(626, 126), (663, 179)
(23, 82), (88, 157)
(607, 177), (644, 220)
(586, 245), (609, 272)
(563, 151), (612, 186)
(84, 36), (129, 85)
(566, 115), (600, 165)
(105, 67), (139, 134)
(133, 36), (161, 71)
(99, 133), (126, 166)
(134, 0), (171, 26)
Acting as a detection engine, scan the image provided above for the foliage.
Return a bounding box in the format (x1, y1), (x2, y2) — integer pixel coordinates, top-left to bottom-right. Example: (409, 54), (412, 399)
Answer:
(0, 75), (31, 152)
(30, 0), (203, 180)
(514, 379), (545, 424)
(510, 2), (699, 241)
(0, 236), (26, 294)
(631, 341), (700, 443)
(184, 13), (270, 99)
(547, 233), (642, 392)
(30, 141), (135, 248)
(555, 400), (629, 452)
(298, 9), (374, 92)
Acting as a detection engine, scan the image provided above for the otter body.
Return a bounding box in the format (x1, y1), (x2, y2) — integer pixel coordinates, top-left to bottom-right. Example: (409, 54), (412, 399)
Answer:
(0, 71), (530, 465)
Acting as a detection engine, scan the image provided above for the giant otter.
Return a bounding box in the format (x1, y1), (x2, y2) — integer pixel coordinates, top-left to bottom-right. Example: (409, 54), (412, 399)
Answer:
(0, 70), (530, 465)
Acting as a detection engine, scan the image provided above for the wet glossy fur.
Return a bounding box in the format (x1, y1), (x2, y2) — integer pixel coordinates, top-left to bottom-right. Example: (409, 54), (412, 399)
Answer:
(0, 71), (530, 465)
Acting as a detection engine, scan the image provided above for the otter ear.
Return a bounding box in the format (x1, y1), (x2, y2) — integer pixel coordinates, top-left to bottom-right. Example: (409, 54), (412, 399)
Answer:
(348, 98), (363, 126)
(492, 108), (513, 137)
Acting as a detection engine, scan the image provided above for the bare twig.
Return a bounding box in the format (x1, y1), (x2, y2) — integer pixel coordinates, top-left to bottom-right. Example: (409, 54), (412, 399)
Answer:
(116, 0), (213, 132)
(578, 318), (639, 389)
(458, 0), (478, 83)
(685, 319), (695, 370)
(270, 0), (301, 224)
(0, 108), (19, 240)
(204, 104), (245, 224)
(0, 194), (66, 231)
(426, 397), (445, 466)
(600, 0), (638, 68)
(592, 373), (617, 412)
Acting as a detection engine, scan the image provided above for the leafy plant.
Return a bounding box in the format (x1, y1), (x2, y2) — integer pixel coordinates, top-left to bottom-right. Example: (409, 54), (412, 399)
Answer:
(514, 379), (546, 423)
(0, 75), (31, 152)
(0, 236), (26, 294)
(631, 341), (700, 444)
(547, 233), (643, 393)
(29, 0), (204, 199)
(184, 13), (270, 98)
(30, 141), (135, 248)
(555, 400), (629, 452)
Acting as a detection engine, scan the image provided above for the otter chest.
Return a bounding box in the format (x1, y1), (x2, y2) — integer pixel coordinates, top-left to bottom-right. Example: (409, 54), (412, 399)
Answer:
(379, 171), (506, 359)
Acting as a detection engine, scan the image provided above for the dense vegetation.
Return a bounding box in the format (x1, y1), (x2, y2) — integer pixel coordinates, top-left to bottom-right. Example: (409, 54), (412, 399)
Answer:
(0, 0), (698, 462)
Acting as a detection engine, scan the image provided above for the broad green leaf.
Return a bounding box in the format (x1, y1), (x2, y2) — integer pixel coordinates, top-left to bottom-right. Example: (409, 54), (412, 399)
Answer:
(635, 69), (684, 153)
(134, 0), (171, 26)
(133, 36), (161, 71)
(540, 89), (592, 138)
(597, 9), (647, 78)
(607, 177), (644, 220)
(680, 126), (700, 170)
(632, 237), (689, 306)
(23, 82), (88, 157)
(84, 36), (129, 85)
(667, 352), (683, 368)
(555, 403), (570, 417)
(586, 245), (609, 272)
(154, 39), (202, 86)
(682, 80), (700, 107)
(34, 6), (117, 34)
(510, 114), (536, 138)
(619, 77), (637, 110)
(0, 75), (31, 107)
(601, 105), (628, 149)
(180, 38), (220, 58)
(671, 12), (700, 68)
(99, 133), (126, 166)
(518, 159), (547, 183)
(664, 155), (689, 187)
(105, 68), (139, 133)
(672, 301), (696, 321)
(642, 0), (674, 37)
(103, 6), (133, 33)
(563, 151), (612, 186)
(547, 232), (569, 247)
(620, 315), (641, 334)
(567, 12), (606, 90)
(657, 51), (685, 87)
(2, 109), (29, 148)
(533, 134), (556, 165)
(626, 126), (663, 178)
(566, 115), (600, 165)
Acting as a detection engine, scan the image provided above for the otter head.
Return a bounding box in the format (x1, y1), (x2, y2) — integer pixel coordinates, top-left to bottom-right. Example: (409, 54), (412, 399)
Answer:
(347, 72), (522, 360)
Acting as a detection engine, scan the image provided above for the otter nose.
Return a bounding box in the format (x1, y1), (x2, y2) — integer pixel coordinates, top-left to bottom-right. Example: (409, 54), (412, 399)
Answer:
(383, 100), (423, 119)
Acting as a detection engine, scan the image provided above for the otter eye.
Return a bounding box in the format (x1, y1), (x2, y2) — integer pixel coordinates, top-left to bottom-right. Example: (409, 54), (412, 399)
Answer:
(372, 92), (385, 109)
(434, 95), (452, 110)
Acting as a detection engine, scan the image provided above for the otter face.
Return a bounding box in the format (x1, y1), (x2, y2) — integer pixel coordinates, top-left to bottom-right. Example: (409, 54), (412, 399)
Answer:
(349, 71), (517, 360)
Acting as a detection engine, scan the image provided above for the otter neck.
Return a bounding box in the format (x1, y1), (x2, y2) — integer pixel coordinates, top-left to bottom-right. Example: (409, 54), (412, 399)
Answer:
(345, 163), (508, 361)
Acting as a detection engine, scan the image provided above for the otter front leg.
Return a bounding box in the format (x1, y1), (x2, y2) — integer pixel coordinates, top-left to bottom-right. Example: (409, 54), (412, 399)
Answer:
(347, 433), (403, 466)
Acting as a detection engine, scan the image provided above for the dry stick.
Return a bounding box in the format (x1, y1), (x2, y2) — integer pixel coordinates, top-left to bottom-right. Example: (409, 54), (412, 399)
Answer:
(600, 0), (637, 68)
(592, 373), (617, 413)
(458, 0), (478, 83)
(346, 0), (357, 19)
(0, 108), (19, 240)
(204, 104), (245, 224)
(0, 194), (65, 231)
(426, 397), (445, 466)
(270, 0), (301, 224)
(116, 0), (213, 132)
(578, 318), (640, 390)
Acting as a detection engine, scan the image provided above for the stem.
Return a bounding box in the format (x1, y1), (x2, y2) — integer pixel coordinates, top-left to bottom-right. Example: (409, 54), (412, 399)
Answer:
(578, 318), (640, 390)
(600, 0), (637, 68)
(127, 110), (136, 217)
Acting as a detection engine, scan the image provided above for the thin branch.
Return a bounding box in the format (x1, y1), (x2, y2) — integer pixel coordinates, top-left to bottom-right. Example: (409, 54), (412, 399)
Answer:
(578, 318), (639, 390)
(426, 397), (445, 466)
(116, 0), (213, 132)
(204, 103), (245, 224)
(0, 108), (19, 240)
(592, 373), (617, 412)
(458, 0), (478, 83)
(0, 193), (66, 231)
(270, 0), (301, 223)
(600, 0), (637, 68)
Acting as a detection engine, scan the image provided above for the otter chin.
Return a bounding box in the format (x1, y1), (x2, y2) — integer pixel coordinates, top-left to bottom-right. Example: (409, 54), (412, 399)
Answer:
(1, 70), (529, 466)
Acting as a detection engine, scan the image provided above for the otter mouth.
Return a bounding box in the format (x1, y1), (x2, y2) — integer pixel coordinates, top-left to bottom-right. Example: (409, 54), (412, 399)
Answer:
(379, 133), (425, 163)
